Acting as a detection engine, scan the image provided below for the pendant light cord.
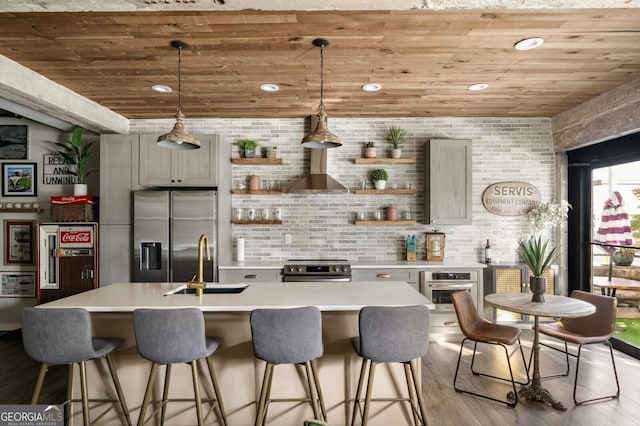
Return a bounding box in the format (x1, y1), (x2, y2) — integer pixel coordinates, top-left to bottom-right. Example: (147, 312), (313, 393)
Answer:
(177, 45), (183, 113)
(319, 44), (325, 111)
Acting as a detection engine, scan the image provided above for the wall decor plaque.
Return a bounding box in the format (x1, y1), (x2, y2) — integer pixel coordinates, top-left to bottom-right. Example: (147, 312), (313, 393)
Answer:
(482, 181), (541, 216)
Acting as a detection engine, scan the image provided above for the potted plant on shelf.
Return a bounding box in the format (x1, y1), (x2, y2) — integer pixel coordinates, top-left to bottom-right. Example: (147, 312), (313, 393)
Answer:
(266, 145), (278, 159)
(364, 141), (376, 158)
(517, 199), (571, 302)
(370, 168), (388, 190)
(238, 139), (259, 158)
(53, 126), (95, 196)
(387, 126), (407, 159)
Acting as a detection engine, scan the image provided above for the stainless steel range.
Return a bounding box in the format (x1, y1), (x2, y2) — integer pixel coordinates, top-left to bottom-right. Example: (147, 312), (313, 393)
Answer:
(283, 259), (351, 282)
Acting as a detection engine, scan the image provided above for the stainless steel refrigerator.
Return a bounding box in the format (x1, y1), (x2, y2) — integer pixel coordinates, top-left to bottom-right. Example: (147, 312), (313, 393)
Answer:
(133, 190), (217, 282)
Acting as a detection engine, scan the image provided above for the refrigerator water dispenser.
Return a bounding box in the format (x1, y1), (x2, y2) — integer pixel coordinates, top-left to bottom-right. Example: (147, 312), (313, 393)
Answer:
(140, 242), (161, 270)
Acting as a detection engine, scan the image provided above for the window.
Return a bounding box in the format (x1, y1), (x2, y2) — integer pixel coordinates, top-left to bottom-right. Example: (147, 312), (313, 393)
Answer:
(567, 132), (640, 358)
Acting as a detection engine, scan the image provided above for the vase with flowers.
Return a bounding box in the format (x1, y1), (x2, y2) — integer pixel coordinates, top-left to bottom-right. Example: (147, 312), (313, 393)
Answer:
(517, 199), (571, 302)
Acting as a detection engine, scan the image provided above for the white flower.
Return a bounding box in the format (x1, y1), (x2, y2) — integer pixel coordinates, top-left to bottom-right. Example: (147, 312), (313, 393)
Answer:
(528, 199), (572, 234)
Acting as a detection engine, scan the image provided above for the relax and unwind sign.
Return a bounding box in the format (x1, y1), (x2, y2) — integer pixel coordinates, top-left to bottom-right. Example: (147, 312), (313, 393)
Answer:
(482, 181), (541, 216)
(42, 154), (76, 185)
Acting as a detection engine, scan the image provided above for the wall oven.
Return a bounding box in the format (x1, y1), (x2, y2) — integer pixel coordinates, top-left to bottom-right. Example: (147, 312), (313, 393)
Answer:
(283, 260), (351, 282)
(422, 271), (479, 312)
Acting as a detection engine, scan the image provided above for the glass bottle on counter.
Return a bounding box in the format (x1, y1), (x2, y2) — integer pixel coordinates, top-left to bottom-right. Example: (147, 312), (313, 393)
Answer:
(484, 239), (492, 264)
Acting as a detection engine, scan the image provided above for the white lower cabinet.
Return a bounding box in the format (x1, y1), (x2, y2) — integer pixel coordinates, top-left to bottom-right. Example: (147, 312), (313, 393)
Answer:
(218, 269), (282, 283)
(351, 268), (419, 291)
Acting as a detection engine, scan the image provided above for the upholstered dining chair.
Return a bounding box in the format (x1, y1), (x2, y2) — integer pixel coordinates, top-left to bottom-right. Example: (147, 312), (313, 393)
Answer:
(537, 290), (620, 405)
(451, 290), (530, 407)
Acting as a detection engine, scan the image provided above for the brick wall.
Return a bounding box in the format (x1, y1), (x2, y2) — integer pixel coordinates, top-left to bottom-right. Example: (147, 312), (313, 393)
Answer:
(131, 117), (555, 263)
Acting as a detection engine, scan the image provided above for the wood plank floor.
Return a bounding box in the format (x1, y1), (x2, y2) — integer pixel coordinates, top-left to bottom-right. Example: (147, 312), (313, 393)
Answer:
(2, 330), (639, 425)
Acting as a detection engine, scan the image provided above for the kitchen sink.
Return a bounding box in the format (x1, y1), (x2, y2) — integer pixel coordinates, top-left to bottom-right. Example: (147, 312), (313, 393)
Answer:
(164, 284), (248, 296)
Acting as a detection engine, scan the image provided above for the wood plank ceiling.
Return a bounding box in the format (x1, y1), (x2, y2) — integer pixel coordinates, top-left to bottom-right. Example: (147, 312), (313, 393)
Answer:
(0, 9), (639, 119)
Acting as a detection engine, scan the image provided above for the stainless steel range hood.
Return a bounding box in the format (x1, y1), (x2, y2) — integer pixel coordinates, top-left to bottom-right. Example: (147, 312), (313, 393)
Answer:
(288, 148), (349, 194)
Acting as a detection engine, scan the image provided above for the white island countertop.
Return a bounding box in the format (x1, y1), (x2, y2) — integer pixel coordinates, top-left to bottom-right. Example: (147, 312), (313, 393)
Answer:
(39, 281), (434, 312)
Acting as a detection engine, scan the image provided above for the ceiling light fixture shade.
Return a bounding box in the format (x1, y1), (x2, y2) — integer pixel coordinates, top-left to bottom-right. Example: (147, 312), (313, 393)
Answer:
(302, 38), (341, 149)
(157, 40), (200, 150)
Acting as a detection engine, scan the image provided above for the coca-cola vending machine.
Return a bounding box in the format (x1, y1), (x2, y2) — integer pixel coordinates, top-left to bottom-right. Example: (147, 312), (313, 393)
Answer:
(37, 223), (98, 304)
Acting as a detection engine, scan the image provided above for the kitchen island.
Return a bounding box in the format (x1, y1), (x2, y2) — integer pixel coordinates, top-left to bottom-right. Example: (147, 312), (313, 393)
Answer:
(39, 281), (433, 425)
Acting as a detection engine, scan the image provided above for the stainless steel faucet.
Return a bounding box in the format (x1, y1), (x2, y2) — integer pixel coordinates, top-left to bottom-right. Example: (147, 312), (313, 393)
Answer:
(187, 234), (210, 296)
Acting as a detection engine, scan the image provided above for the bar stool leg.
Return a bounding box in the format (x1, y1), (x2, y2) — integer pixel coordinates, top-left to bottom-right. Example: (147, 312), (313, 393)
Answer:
(205, 356), (228, 426)
(79, 361), (90, 426)
(351, 358), (368, 426)
(138, 363), (159, 426)
(65, 364), (73, 425)
(160, 364), (172, 425)
(304, 361), (321, 419)
(409, 360), (428, 425)
(105, 353), (133, 426)
(362, 361), (377, 426)
(310, 360), (327, 421)
(255, 363), (273, 426)
(191, 360), (204, 426)
(31, 363), (48, 404)
(404, 363), (419, 425)
(263, 364), (275, 426)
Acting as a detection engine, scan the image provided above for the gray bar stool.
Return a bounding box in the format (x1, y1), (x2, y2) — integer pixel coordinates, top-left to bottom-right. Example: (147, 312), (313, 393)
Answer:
(250, 306), (326, 426)
(350, 305), (430, 426)
(21, 307), (132, 426)
(133, 308), (227, 426)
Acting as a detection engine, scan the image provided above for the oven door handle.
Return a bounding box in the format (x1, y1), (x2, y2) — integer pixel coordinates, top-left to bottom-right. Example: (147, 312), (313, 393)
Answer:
(427, 282), (474, 289)
(283, 276), (351, 282)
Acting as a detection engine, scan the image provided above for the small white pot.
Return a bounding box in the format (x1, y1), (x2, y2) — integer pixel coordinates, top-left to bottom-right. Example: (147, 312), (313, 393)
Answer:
(374, 180), (386, 190)
(391, 148), (402, 158)
(73, 183), (88, 196)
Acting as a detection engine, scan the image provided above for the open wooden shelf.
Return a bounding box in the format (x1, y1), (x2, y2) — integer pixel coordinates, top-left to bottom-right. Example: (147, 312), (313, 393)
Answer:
(232, 220), (283, 225)
(232, 190), (283, 195)
(354, 189), (416, 195)
(232, 158), (283, 165)
(355, 220), (417, 226)
(353, 158), (416, 164)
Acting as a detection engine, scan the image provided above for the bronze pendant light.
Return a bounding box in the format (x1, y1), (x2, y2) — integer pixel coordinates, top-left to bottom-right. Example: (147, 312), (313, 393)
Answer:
(301, 38), (342, 149)
(157, 40), (200, 150)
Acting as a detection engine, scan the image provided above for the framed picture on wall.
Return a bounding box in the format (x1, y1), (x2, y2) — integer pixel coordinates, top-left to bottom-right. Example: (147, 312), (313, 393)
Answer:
(0, 125), (28, 160)
(0, 272), (35, 297)
(3, 220), (35, 265)
(2, 162), (37, 197)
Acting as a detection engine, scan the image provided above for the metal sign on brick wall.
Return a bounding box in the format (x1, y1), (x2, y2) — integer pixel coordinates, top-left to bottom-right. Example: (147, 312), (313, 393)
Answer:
(482, 181), (541, 216)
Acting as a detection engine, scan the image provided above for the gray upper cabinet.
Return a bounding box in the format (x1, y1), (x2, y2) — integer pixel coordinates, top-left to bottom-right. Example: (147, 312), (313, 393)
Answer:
(100, 134), (136, 225)
(139, 134), (219, 186)
(423, 139), (472, 225)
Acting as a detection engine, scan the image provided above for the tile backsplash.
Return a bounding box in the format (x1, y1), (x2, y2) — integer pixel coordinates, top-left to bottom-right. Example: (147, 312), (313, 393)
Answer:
(131, 117), (555, 264)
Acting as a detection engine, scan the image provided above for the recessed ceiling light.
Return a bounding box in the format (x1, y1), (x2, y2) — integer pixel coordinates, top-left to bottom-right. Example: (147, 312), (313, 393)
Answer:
(260, 83), (280, 92)
(151, 84), (172, 93)
(362, 83), (382, 92)
(467, 83), (489, 91)
(514, 37), (544, 51)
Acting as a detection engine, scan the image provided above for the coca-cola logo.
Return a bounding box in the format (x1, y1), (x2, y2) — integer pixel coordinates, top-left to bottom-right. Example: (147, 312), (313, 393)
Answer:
(60, 231), (92, 243)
